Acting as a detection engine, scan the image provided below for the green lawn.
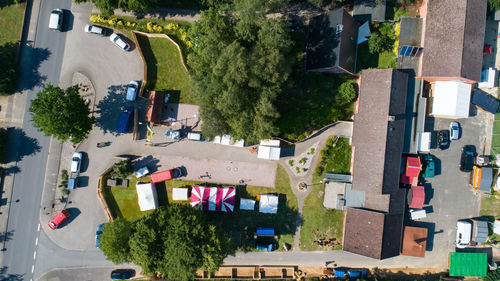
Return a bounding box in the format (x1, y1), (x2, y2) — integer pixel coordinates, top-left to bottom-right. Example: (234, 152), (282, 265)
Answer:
(0, 2), (25, 46)
(300, 137), (352, 251)
(135, 34), (195, 104)
(103, 164), (298, 251)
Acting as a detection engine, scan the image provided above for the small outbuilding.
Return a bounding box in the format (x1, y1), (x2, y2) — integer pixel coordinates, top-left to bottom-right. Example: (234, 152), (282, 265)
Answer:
(449, 252), (487, 277)
(471, 89), (500, 114)
(136, 183), (158, 211)
(259, 194), (279, 214)
(401, 226), (427, 257)
(472, 166), (493, 192)
(146, 91), (164, 124)
(402, 157), (421, 185)
(353, 0), (386, 22)
(429, 81), (471, 119)
(258, 140), (281, 161)
(408, 185), (425, 209)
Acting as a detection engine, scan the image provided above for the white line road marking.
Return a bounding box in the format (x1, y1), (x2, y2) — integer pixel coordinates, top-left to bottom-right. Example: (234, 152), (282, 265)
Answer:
(31, 265), (34, 273)
(37, 224), (41, 232)
(33, 251), (36, 260)
(35, 237), (38, 246)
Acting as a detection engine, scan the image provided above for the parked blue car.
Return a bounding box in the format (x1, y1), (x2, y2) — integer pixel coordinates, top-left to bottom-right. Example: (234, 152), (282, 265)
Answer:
(95, 224), (104, 248)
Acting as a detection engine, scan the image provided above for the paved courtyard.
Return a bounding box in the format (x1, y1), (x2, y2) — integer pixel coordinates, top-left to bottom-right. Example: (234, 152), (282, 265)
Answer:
(134, 154), (276, 187)
(404, 106), (494, 268)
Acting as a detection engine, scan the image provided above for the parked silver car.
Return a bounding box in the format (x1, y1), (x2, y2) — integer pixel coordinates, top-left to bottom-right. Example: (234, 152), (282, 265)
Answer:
(84, 24), (104, 36)
(109, 33), (130, 51)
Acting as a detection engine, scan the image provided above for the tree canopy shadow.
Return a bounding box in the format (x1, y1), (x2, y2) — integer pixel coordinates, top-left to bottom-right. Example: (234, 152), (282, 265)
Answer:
(3, 128), (41, 164)
(95, 84), (133, 135)
(16, 44), (50, 92)
(0, 266), (24, 281)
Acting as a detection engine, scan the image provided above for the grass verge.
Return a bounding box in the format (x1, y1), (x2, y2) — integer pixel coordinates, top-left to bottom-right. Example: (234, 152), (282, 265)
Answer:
(300, 137), (352, 251)
(103, 164), (298, 251)
(0, 2), (26, 96)
(480, 190), (500, 240)
(135, 34), (194, 104)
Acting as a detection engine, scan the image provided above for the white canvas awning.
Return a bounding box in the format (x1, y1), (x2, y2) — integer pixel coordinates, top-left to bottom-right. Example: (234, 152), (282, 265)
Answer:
(172, 188), (188, 201)
(259, 139), (280, 147)
(240, 198), (255, 210)
(431, 81), (471, 118)
(417, 132), (431, 152)
(259, 194), (278, 214)
(136, 183), (158, 211)
(258, 146), (281, 160)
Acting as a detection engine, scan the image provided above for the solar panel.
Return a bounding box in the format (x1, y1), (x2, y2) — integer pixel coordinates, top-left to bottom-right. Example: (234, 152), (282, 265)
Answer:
(398, 45), (423, 57)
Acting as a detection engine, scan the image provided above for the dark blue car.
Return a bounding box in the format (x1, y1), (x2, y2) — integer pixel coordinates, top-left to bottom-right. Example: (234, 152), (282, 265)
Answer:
(117, 107), (133, 133)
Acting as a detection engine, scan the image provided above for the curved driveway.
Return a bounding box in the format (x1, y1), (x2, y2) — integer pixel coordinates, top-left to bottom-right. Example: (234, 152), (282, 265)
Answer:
(43, 1), (144, 251)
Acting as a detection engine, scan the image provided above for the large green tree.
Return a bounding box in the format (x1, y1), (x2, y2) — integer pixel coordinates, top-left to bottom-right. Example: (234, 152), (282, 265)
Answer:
(0, 42), (18, 96)
(100, 205), (230, 281)
(29, 84), (94, 144)
(188, 0), (293, 143)
(99, 217), (133, 264)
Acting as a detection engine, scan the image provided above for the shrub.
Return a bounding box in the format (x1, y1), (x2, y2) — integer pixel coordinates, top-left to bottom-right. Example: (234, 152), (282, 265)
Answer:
(111, 159), (133, 178)
(60, 188), (69, 196)
(336, 81), (356, 105)
(61, 169), (68, 181)
(368, 23), (396, 54)
(288, 159), (294, 167)
(310, 148), (315, 155)
(296, 167), (300, 173)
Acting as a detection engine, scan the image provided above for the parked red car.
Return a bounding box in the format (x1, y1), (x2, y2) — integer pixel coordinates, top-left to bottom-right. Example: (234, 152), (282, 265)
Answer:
(48, 209), (69, 230)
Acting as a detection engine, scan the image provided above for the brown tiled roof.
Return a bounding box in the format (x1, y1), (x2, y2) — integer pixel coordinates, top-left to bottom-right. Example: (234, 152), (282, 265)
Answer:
(421, 0), (487, 82)
(146, 91), (164, 123)
(401, 226), (428, 257)
(343, 208), (404, 259)
(351, 69), (408, 214)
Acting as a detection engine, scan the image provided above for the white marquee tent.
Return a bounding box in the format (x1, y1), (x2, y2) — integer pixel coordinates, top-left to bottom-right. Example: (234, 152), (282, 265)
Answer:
(259, 194), (279, 214)
(240, 198), (256, 210)
(430, 81), (471, 119)
(172, 188), (188, 201)
(136, 183), (158, 211)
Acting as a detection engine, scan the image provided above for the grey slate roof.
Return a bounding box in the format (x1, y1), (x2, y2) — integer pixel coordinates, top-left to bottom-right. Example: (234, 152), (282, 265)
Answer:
(353, 0), (386, 22)
(421, 0), (487, 82)
(306, 8), (358, 73)
(351, 69), (408, 214)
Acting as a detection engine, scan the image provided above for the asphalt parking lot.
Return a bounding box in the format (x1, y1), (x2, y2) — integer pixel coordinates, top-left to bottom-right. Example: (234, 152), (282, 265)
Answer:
(406, 106), (494, 267)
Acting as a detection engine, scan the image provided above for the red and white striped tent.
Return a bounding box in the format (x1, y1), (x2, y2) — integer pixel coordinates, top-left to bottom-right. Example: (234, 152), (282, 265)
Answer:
(190, 186), (236, 212)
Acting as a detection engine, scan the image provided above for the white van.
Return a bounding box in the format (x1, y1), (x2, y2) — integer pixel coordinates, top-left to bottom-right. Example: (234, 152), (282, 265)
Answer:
(456, 220), (472, 248)
(49, 9), (63, 31)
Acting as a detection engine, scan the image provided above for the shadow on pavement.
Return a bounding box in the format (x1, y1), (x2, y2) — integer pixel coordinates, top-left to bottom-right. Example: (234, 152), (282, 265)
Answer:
(132, 155), (160, 173)
(3, 128), (41, 164)
(17, 45), (51, 92)
(77, 176), (89, 188)
(60, 207), (81, 228)
(0, 266), (24, 281)
(62, 9), (74, 32)
(95, 85), (130, 135)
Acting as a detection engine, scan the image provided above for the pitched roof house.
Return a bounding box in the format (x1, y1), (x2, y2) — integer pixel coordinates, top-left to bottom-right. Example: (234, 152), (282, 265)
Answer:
(306, 8), (358, 75)
(343, 69), (408, 259)
(419, 0), (487, 83)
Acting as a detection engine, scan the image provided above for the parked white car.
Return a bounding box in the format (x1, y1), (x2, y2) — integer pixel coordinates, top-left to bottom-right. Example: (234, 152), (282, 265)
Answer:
(126, 81), (139, 101)
(49, 9), (63, 31)
(109, 33), (130, 51)
(84, 24), (104, 36)
(71, 152), (82, 174)
(450, 121), (460, 140)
